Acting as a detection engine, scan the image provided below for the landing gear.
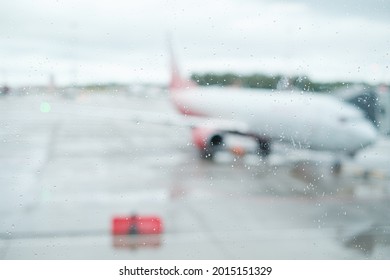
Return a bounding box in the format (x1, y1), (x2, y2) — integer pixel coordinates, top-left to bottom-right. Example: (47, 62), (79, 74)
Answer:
(199, 147), (215, 160)
(198, 134), (223, 160)
(196, 134), (271, 160)
(331, 160), (342, 175)
(257, 138), (271, 157)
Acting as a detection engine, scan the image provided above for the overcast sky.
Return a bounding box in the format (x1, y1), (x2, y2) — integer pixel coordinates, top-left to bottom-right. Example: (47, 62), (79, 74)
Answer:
(1, 0), (389, 86)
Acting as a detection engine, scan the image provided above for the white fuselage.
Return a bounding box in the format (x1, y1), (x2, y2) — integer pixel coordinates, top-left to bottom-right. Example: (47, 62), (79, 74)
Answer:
(171, 87), (378, 154)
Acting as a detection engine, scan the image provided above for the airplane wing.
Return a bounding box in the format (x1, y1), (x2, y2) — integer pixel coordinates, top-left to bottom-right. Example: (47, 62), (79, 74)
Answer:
(53, 100), (256, 159)
(58, 102), (251, 134)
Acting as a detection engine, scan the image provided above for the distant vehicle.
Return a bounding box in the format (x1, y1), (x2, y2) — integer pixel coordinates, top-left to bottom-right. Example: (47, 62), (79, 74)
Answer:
(168, 47), (378, 161)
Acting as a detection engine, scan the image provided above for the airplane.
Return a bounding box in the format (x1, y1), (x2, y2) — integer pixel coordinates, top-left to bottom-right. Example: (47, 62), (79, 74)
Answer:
(168, 46), (378, 163)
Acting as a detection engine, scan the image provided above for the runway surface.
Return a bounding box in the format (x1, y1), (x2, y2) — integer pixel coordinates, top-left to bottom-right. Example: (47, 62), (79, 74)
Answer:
(1, 89), (390, 259)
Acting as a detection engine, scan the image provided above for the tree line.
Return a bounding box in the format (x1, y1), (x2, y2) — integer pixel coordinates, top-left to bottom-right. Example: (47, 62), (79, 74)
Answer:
(190, 72), (362, 92)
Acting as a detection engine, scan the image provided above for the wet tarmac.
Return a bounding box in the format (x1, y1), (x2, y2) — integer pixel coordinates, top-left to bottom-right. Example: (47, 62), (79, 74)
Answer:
(1, 90), (390, 259)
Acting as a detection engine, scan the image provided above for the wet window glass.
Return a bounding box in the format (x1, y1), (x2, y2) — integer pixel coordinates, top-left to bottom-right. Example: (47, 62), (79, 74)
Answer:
(1, 0), (390, 260)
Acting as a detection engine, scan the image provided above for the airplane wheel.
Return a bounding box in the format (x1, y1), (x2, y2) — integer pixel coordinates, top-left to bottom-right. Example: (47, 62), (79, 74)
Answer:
(257, 139), (271, 157)
(199, 148), (214, 160)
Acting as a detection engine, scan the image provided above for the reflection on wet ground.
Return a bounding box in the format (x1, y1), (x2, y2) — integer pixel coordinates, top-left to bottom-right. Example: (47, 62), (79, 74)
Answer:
(0, 92), (389, 259)
(113, 235), (162, 251)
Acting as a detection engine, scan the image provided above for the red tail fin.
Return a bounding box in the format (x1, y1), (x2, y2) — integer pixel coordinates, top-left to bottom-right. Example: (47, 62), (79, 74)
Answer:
(168, 40), (196, 90)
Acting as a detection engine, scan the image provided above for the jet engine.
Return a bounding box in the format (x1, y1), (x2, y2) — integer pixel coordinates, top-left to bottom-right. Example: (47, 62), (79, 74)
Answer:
(191, 127), (224, 159)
